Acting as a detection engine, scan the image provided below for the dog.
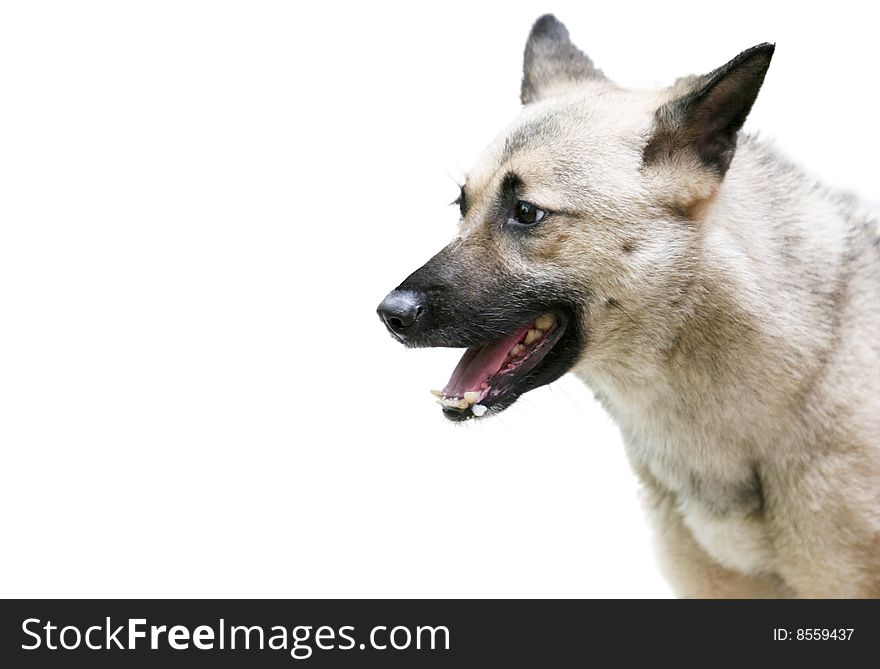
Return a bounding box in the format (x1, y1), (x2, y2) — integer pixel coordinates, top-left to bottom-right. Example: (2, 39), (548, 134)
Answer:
(377, 14), (880, 597)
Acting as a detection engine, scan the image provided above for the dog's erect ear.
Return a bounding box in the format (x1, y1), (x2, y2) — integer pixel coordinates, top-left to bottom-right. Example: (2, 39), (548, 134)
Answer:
(521, 14), (608, 104)
(643, 43), (775, 177)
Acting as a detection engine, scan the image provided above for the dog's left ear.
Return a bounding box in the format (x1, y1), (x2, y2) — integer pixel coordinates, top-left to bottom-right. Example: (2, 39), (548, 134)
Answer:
(641, 43), (774, 212)
(644, 43), (775, 178)
(521, 14), (609, 104)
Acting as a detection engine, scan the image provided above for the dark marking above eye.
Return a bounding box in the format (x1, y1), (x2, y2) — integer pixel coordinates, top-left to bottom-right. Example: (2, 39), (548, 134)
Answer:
(501, 172), (522, 201)
(455, 186), (468, 217)
(622, 241), (636, 254)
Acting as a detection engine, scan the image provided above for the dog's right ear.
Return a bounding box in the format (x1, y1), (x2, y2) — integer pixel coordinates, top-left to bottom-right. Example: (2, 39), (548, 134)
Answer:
(521, 14), (609, 104)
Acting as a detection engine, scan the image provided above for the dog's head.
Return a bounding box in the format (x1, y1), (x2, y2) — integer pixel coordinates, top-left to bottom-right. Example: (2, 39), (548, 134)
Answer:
(378, 15), (774, 421)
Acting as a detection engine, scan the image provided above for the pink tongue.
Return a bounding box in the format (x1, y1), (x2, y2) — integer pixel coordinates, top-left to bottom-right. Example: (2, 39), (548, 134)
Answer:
(443, 325), (530, 398)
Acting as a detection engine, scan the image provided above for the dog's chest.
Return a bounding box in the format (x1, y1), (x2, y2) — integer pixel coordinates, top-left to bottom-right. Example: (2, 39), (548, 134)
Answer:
(586, 373), (778, 575)
(675, 496), (774, 575)
(624, 425), (776, 575)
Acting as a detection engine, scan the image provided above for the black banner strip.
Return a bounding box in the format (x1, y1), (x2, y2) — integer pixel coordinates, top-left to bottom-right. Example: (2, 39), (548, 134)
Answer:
(2, 599), (877, 666)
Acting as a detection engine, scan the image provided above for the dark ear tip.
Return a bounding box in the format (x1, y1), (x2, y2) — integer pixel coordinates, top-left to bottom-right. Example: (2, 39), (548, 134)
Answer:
(743, 42), (776, 64)
(529, 14), (569, 42)
(712, 42), (774, 82)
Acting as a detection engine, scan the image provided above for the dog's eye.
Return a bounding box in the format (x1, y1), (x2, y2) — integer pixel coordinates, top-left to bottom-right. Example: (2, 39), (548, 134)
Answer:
(510, 200), (547, 227)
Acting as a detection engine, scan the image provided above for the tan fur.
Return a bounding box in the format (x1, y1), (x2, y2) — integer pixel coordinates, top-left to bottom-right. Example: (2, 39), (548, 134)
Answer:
(455, 17), (880, 597)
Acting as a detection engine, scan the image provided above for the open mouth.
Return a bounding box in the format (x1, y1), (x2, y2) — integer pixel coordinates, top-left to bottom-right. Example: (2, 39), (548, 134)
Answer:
(432, 312), (567, 420)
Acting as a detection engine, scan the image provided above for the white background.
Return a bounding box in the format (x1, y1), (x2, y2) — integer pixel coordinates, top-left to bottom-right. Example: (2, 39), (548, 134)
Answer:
(2, 1), (877, 598)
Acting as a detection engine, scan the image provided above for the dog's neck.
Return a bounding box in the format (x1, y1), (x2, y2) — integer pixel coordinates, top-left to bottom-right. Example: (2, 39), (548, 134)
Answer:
(575, 136), (860, 465)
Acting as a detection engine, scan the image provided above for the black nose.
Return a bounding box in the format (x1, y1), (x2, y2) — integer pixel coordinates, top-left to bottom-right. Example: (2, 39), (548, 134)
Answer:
(377, 289), (424, 336)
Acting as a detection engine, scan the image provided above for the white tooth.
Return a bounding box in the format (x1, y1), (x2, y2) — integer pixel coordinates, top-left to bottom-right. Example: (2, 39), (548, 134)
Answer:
(472, 404), (487, 416)
(454, 398), (469, 409)
(510, 344), (525, 357)
(463, 391), (481, 405)
(535, 313), (556, 331)
(525, 328), (543, 345)
(430, 389), (444, 398)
